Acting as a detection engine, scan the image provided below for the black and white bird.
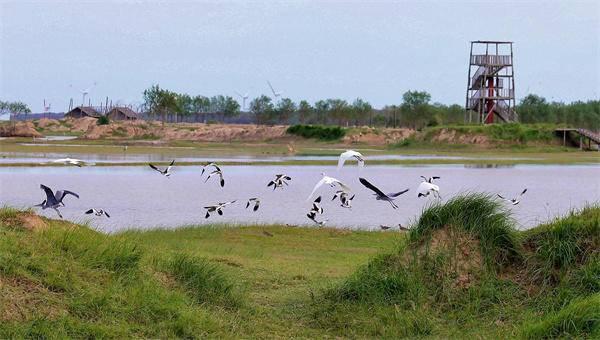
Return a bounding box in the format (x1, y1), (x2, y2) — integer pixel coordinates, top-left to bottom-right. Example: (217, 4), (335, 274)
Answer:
(246, 198), (261, 212)
(35, 184), (80, 218)
(205, 167), (225, 187)
(267, 174), (292, 190)
(337, 150), (365, 169)
(149, 160), (174, 177)
(85, 208), (110, 218)
(310, 196), (324, 214)
(307, 173), (351, 201)
(306, 211), (328, 227)
(498, 189), (527, 205)
(417, 177), (441, 199)
(204, 200), (236, 219)
(201, 162), (220, 177)
(359, 177), (409, 209)
(420, 176), (440, 183)
(332, 190), (355, 209)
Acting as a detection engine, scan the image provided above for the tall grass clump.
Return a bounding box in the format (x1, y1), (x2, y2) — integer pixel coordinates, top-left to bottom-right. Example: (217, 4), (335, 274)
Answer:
(410, 193), (521, 267)
(523, 205), (599, 283)
(163, 253), (242, 308)
(520, 294), (600, 339)
(287, 124), (346, 141)
(48, 227), (142, 273)
(96, 115), (110, 125)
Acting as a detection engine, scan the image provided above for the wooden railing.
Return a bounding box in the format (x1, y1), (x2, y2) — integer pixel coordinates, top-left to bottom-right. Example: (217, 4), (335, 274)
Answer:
(470, 54), (512, 66)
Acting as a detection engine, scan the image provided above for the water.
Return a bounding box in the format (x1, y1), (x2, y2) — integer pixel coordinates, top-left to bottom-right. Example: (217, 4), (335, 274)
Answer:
(1, 164), (598, 232)
(0, 151), (534, 164)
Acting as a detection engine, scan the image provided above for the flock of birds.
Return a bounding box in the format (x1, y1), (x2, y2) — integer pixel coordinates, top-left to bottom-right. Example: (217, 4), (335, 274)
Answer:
(35, 150), (528, 230)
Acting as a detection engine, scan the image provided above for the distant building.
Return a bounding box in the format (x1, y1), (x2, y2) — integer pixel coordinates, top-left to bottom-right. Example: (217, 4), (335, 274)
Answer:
(106, 107), (139, 121)
(64, 106), (100, 119)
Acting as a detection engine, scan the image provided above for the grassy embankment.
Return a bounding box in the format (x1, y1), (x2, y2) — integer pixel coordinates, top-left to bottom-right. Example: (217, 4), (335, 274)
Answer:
(1, 195), (598, 338)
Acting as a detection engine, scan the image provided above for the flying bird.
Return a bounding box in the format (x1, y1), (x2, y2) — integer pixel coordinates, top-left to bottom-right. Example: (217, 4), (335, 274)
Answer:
(307, 173), (351, 201)
(310, 196), (324, 214)
(246, 198), (261, 212)
(50, 158), (87, 167)
(149, 160), (174, 177)
(337, 150), (365, 169)
(35, 184), (80, 218)
(201, 162), (220, 177)
(205, 168), (225, 187)
(420, 176), (441, 183)
(204, 200), (236, 219)
(267, 174), (292, 190)
(306, 211), (328, 227)
(85, 208), (110, 218)
(359, 177), (409, 209)
(498, 189), (528, 205)
(417, 181), (441, 199)
(332, 190), (355, 209)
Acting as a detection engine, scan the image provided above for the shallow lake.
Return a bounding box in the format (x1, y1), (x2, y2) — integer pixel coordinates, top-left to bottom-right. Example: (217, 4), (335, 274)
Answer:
(1, 164), (598, 232)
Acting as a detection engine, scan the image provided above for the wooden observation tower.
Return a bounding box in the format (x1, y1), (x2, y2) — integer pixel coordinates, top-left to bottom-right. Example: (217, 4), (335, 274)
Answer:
(465, 41), (517, 124)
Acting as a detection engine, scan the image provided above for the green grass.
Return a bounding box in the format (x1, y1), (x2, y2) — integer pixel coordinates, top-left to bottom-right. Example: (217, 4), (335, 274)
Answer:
(1, 200), (599, 338)
(287, 124), (346, 141)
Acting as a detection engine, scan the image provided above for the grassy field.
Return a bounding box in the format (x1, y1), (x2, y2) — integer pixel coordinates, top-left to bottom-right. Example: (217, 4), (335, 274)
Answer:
(1, 196), (598, 338)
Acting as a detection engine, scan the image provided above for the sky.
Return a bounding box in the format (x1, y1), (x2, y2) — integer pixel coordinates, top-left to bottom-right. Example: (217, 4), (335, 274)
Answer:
(1, 0), (599, 112)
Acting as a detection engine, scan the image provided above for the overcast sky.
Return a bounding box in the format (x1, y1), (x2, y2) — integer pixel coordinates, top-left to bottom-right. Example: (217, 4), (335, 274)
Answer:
(1, 0), (598, 112)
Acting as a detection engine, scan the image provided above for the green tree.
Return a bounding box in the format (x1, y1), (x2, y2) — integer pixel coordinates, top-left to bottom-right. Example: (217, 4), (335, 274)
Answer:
(275, 98), (296, 124)
(402, 90), (431, 110)
(314, 100), (330, 125)
(249, 95), (274, 125)
(352, 98), (372, 126)
(222, 96), (241, 121)
(326, 99), (349, 126)
(297, 100), (313, 124)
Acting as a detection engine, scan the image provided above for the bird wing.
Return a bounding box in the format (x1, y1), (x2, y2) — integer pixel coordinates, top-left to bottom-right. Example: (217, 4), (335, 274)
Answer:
(85, 209), (94, 214)
(314, 196), (322, 203)
(520, 188), (528, 196)
(307, 177), (327, 201)
(432, 176), (441, 180)
(40, 184), (57, 202)
(337, 151), (349, 169)
(335, 179), (352, 192)
(55, 190), (80, 202)
(388, 189), (410, 197)
(253, 201), (260, 211)
(359, 178), (387, 197)
(104, 211), (110, 218)
(497, 194), (506, 199)
(149, 164), (162, 173)
(246, 201), (250, 208)
(219, 172), (225, 187)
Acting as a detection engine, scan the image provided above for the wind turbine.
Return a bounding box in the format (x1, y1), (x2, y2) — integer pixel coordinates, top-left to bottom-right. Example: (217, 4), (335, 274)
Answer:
(267, 81), (282, 101)
(234, 91), (249, 110)
(71, 82), (97, 106)
(43, 99), (51, 112)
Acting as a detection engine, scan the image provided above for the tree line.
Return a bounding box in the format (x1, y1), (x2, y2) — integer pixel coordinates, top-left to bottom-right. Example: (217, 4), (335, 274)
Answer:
(2, 88), (598, 130)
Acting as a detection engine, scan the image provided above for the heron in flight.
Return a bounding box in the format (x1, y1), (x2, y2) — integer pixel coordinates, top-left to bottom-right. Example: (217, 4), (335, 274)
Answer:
(359, 177), (409, 209)
(35, 184), (80, 218)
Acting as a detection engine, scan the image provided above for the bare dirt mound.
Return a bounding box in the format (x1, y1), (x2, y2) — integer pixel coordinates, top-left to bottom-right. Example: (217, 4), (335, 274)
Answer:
(1, 212), (48, 231)
(343, 127), (415, 145)
(429, 128), (490, 146)
(414, 227), (483, 289)
(0, 121), (43, 138)
(37, 118), (60, 128)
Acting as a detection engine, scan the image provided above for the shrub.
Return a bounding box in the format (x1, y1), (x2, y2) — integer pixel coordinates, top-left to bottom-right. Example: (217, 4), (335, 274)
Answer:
(287, 124), (346, 141)
(97, 116), (110, 125)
